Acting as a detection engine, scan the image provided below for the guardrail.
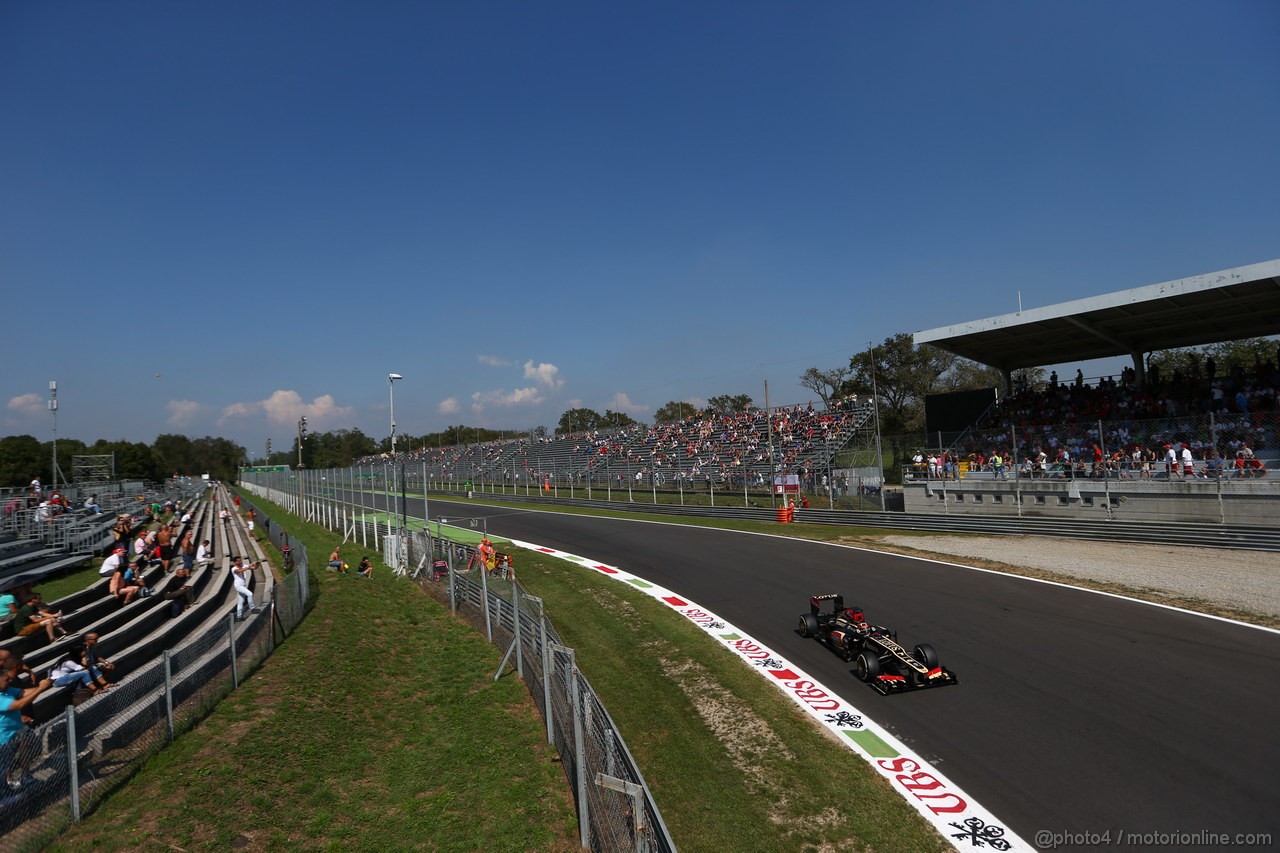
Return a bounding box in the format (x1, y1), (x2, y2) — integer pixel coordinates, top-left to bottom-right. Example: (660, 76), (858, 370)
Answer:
(413, 488), (1280, 552)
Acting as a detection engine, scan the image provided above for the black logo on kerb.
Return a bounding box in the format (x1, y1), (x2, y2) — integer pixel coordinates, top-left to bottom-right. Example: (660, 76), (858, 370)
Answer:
(823, 711), (864, 729)
(949, 817), (1011, 850)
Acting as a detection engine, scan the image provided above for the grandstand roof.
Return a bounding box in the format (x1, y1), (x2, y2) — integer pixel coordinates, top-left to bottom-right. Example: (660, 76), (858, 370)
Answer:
(914, 259), (1280, 371)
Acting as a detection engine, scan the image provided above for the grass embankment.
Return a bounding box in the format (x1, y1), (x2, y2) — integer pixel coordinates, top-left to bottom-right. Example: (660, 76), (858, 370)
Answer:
(49, 502), (578, 852)
(46, 494), (947, 852)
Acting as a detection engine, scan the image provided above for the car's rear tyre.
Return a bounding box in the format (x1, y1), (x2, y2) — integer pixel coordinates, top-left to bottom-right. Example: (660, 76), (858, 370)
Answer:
(798, 613), (818, 637)
(856, 649), (880, 682)
(913, 642), (939, 669)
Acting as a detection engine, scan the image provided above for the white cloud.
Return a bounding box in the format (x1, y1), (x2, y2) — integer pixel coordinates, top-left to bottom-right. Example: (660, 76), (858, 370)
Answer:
(523, 360), (564, 389)
(438, 397), (461, 415)
(477, 354), (511, 367)
(166, 400), (203, 428)
(219, 390), (355, 427)
(7, 393), (43, 417)
(608, 392), (648, 414)
(469, 387), (543, 413)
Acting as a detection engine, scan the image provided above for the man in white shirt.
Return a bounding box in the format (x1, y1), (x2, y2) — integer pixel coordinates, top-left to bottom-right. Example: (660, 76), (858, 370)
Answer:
(100, 547), (127, 578)
(195, 540), (213, 568)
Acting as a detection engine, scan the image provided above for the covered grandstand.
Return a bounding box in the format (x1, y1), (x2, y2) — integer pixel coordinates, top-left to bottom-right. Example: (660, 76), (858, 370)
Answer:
(908, 260), (1280, 523)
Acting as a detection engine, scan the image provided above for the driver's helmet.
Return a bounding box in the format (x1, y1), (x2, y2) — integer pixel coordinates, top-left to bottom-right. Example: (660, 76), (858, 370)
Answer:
(844, 608), (865, 622)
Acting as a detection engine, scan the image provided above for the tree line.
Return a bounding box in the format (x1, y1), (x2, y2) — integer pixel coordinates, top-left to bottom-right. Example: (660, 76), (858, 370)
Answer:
(0, 434), (246, 488)
(6, 337), (1270, 488)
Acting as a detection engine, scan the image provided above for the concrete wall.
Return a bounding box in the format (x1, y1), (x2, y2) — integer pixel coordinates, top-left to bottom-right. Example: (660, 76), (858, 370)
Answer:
(902, 477), (1280, 526)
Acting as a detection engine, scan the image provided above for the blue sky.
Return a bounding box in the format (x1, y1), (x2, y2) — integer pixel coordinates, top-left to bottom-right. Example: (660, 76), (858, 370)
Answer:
(3, 1), (1277, 451)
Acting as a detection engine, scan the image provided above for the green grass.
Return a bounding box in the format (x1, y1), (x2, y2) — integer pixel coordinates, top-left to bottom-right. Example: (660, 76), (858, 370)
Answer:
(33, 560), (101, 602)
(49, 503), (578, 852)
(47, 491), (947, 852)
(509, 546), (947, 852)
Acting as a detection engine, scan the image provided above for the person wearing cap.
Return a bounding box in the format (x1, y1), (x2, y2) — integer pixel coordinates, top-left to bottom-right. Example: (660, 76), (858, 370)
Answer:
(1163, 443), (1178, 479)
(100, 547), (128, 578)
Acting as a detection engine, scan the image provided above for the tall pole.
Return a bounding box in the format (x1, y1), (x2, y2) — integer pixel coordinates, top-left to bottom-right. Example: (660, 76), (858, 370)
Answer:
(868, 345), (886, 511)
(764, 380), (776, 509)
(388, 373), (402, 457)
(48, 380), (58, 492)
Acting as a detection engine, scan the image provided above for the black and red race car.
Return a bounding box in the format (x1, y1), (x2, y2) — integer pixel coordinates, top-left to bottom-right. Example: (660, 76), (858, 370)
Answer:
(796, 593), (958, 695)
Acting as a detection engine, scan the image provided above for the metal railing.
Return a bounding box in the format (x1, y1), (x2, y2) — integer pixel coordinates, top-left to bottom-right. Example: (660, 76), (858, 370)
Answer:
(0, 515), (311, 850)
(239, 478), (676, 852)
(412, 530), (674, 852)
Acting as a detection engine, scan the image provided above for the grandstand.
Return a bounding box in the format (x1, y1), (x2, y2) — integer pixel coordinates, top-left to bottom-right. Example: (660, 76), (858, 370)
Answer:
(361, 395), (884, 504)
(0, 482), (294, 839)
(907, 260), (1280, 523)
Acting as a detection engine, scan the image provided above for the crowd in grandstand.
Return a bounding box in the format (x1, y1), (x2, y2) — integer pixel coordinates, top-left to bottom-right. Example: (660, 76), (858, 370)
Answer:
(915, 355), (1278, 480)
(359, 394), (876, 489)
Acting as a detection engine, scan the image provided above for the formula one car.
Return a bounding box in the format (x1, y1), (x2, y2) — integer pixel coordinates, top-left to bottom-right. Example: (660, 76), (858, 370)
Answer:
(797, 593), (958, 695)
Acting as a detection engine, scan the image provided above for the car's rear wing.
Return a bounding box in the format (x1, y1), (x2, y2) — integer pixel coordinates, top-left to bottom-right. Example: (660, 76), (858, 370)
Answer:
(810, 593), (843, 615)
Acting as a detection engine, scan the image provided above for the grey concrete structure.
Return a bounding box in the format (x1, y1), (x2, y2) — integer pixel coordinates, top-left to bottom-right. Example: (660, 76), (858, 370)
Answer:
(914, 258), (1280, 385)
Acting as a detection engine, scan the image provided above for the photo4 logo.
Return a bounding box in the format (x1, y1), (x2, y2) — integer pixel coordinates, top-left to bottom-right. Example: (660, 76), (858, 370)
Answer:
(514, 539), (1031, 852)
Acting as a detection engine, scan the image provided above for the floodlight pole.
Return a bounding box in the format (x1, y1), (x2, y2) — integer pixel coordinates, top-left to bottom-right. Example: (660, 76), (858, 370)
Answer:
(49, 380), (58, 492)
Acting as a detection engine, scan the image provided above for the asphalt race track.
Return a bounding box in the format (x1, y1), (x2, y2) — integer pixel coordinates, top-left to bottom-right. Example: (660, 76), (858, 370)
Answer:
(389, 495), (1280, 849)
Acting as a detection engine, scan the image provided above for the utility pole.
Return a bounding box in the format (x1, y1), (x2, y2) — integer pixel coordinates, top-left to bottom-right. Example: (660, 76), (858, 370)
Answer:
(297, 417), (308, 468)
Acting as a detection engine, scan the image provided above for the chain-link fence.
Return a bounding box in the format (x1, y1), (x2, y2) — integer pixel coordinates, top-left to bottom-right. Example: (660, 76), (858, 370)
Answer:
(240, 474), (675, 852)
(403, 529), (675, 853)
(0, 512), (311, 852)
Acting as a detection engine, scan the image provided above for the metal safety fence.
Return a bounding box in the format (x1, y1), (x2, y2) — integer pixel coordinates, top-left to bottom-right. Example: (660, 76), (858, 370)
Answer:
(0, 520), (311, 851)
(405, 529), (676, 853)
(238, 477), (675, 852)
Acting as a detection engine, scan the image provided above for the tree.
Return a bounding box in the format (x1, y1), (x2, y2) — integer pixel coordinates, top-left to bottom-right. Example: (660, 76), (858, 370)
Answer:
(706, 394), (753, 414)
(799, 367), (851, 409)
(0, 435), (43, 487)
(602, 410), (639, 430)
(153, 434), (195, 477)
(653, 401), (698, 423)
(1147, 338), (1278, 385)
(557, 408), (603, 434)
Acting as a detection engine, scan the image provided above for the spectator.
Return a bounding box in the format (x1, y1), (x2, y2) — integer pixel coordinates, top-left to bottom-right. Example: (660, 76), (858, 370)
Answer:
(180, 531), (196, 574)
(1, 665), (53, 789)
(196, 539), (214, 568)
(110, 515), (132, 549)
(156, 524), (174, 572)
(357, 556), (373, 579)
(50, 645), (105, 695)
(12, 592), (67, 642)
(80, 633), (115, 688)
(327, 546), (344, 573)
(0, 588), (17, 625)
(245, 508), (256, 533)
(231, 557), (255, 619)
(84, 494), (102, 514)
(110, 561), (142, 605)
